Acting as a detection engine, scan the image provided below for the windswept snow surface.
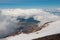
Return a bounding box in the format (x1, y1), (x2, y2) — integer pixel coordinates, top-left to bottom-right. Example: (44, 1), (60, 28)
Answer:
(0, 8), (60, 40)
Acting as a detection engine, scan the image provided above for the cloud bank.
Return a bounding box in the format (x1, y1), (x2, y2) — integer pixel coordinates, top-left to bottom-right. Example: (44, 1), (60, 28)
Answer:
(0, 8), (60, 40)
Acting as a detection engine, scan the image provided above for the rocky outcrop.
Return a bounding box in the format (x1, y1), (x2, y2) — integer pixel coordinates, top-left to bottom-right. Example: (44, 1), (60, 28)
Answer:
(33, 34), (60, 40)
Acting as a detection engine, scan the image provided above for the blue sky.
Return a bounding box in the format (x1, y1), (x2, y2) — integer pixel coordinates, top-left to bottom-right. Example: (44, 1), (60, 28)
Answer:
(0, 0), (60, 8)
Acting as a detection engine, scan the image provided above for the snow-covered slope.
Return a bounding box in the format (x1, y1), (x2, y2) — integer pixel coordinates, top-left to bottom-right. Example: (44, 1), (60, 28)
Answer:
(4, 20), (60, 40)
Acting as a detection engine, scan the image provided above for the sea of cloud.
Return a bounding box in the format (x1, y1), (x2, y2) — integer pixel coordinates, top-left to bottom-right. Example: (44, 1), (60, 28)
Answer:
(0, 8), (60, 40)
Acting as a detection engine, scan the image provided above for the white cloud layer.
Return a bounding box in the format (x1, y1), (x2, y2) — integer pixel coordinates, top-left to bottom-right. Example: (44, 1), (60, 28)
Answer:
(0, 8), (60, 40)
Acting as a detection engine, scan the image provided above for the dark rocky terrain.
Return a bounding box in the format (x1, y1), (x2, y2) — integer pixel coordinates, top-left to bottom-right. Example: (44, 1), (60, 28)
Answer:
(16, 17), (40, 33)
(33, 34), (60, 40)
